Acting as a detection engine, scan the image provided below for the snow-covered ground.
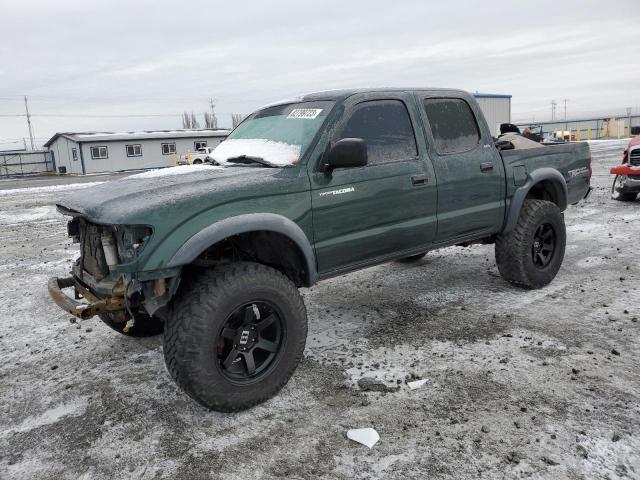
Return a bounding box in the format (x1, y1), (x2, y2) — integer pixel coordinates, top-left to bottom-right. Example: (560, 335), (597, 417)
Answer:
(0, 140), (638, 479)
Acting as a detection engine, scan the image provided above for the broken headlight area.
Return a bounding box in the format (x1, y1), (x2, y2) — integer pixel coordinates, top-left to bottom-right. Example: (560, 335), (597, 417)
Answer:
(67, 218), (152, 271)
(114, 225), (153, 264)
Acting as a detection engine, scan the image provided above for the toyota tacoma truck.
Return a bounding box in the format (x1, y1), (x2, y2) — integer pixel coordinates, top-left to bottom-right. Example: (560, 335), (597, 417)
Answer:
(48, 88), (592, 412)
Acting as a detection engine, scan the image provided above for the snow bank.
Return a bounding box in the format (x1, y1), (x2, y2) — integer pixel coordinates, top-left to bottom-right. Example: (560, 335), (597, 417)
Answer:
(0, 205), (57, 225)
(0, 181), (104, 196)
(126, 164), (223, 179)
(210, 139), (301, 166)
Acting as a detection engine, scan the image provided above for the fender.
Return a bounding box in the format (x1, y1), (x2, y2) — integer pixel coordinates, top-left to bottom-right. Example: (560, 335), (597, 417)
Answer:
(503, 168), (568, 232)
(167, 213), (318, 286)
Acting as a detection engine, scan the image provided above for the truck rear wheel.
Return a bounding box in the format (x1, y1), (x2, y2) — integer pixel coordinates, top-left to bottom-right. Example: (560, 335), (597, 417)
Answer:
(495, 199), (566, 289)
(611, 175), (637, 201)
(163, 262), (307, 412)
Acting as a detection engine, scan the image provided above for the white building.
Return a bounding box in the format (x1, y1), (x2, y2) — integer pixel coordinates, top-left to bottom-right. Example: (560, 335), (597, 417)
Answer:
(473, 93), (512, 136)
(44, 129), (230, 174)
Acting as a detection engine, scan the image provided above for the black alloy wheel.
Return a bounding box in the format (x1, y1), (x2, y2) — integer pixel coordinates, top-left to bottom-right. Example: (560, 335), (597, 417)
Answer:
(217, 302), (283, 381)
(163, 262), (308, 411)
(531, 222), (555, 268)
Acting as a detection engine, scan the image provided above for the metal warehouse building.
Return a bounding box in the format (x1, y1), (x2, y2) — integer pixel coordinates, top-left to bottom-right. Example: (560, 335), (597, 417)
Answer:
(473, 93), (512, 137)
(44, 129), (230, 175)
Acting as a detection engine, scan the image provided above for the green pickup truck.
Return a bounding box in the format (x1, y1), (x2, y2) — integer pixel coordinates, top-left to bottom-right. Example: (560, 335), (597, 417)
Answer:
(49, 88), (592, 411)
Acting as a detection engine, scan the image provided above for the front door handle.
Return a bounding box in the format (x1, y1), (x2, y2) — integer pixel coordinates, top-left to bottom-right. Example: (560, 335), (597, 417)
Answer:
(480, 162), (494, 173)
(411, 174), (428, 186)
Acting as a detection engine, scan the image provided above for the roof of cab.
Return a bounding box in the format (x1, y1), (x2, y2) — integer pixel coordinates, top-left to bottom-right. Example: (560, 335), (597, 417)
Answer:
(299, 87), (471, 102)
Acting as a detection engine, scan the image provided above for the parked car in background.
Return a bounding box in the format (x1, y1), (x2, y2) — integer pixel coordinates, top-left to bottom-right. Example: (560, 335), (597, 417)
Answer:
(179, 146), (217, 165)
(610, 135), (640, 201)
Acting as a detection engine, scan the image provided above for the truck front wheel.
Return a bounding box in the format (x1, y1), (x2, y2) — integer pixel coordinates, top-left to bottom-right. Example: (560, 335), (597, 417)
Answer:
(495, 199), (566, 289)
(611, 175), (637, 201)
(163, 262), (307, 412)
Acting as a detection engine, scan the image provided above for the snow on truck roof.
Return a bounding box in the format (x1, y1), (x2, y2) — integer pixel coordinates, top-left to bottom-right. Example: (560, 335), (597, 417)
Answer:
(301, 88), (511, 99)
(264, 88), (511, 107)
(43, 129), (231, 147)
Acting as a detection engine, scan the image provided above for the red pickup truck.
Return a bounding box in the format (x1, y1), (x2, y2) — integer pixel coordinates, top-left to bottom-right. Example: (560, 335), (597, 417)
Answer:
(610, 135), (640, 201)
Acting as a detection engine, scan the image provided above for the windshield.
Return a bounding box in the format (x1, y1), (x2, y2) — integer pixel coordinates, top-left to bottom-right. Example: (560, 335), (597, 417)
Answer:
(210, 101), (334, 167)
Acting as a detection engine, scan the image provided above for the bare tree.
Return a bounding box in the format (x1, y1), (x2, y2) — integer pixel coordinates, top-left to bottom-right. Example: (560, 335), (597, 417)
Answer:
(232, 114), (246, 128)
(204, 112), (218, 129)
(182, 111), (201, 129)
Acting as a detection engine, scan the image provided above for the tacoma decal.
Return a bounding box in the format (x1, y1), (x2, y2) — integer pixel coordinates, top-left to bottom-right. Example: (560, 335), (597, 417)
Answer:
(319, 187), (355, 197)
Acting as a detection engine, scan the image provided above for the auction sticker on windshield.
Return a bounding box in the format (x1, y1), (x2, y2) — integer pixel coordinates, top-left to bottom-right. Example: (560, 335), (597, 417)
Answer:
(287, 109), (323, 119)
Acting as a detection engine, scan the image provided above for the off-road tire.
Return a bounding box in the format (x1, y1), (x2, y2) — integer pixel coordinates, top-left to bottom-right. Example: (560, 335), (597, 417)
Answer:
(163, 262), (307, 412)
(611, 175), (637, 201)
(495, 199), (566, 289)
(396, 252), (427, 263)
(99, 312), (164, 337)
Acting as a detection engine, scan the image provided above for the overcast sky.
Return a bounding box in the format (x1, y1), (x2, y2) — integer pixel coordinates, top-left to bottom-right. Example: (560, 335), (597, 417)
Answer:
(1, 0), (639, 149)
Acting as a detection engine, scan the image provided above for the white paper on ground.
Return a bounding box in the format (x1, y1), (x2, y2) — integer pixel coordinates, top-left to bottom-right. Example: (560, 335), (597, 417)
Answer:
(347, 427), (380, 449)
(407, 379), (428, 390)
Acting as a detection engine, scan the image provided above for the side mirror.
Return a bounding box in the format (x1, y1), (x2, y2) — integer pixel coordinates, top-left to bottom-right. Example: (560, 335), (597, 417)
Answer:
(323, 138), (367, 172)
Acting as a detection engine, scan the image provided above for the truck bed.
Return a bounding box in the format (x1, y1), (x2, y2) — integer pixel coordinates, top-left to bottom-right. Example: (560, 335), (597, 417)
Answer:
(500, 141), (591, 205)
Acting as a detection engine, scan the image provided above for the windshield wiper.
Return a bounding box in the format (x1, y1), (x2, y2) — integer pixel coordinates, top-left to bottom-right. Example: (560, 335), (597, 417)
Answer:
(224, 155), (277, 168)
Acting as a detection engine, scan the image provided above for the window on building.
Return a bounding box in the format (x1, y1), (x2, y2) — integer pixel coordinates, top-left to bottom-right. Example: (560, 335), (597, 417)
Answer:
(161, 143), (176, 155)
(71, 148), (78, 161)
(422, 98), (480, 154)
(90, 146), (108, 160)
(194, 140), (207, 151)
(126, 144), (142, 157)
(337, 100), (417, 165)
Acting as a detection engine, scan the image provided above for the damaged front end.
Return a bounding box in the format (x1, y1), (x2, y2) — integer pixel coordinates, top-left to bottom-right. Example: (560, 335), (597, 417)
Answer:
(48, 210), (179, 328)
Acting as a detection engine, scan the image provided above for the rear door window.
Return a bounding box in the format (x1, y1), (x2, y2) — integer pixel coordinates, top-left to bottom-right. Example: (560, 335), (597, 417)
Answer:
(338, 100), (417, 165)
(423, 98), (480, 154)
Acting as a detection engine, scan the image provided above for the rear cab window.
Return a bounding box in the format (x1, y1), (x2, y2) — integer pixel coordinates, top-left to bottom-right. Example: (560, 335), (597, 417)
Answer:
(337, 99), (418, 165)
(423, 98), (480, 154)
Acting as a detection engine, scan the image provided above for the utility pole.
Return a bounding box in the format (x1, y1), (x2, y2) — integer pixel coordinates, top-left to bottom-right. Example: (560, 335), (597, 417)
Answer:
(551, 100), (557, 121)
(563, 99), (568, 131)
(627, 107), (632, 137)
(208, 98), (218, 129)
(24, 96), (35, 150)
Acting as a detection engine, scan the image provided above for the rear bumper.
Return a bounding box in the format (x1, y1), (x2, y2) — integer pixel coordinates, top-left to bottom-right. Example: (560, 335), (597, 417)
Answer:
(48, 276), (125, 320)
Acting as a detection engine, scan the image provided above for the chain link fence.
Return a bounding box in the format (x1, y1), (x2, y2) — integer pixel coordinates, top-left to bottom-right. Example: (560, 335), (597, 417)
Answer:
(0, 150), (54, 177)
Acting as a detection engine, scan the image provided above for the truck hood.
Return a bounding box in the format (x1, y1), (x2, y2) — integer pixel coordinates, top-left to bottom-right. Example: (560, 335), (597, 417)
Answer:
(57, 165), (292, 225)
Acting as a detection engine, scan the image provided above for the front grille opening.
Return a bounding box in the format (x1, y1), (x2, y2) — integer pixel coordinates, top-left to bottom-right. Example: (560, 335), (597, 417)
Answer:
(79, 220), (110, 281)
(629, 148), (640, 167)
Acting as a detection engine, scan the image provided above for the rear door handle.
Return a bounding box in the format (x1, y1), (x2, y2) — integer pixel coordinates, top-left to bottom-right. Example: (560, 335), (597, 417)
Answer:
(411, 174), (428, 186)
(480, 162), (494, 173)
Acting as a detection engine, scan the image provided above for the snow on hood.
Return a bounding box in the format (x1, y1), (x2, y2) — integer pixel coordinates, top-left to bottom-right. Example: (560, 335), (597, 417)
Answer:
(125, 164), (223, 179)
(210, 139), (301, 167)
